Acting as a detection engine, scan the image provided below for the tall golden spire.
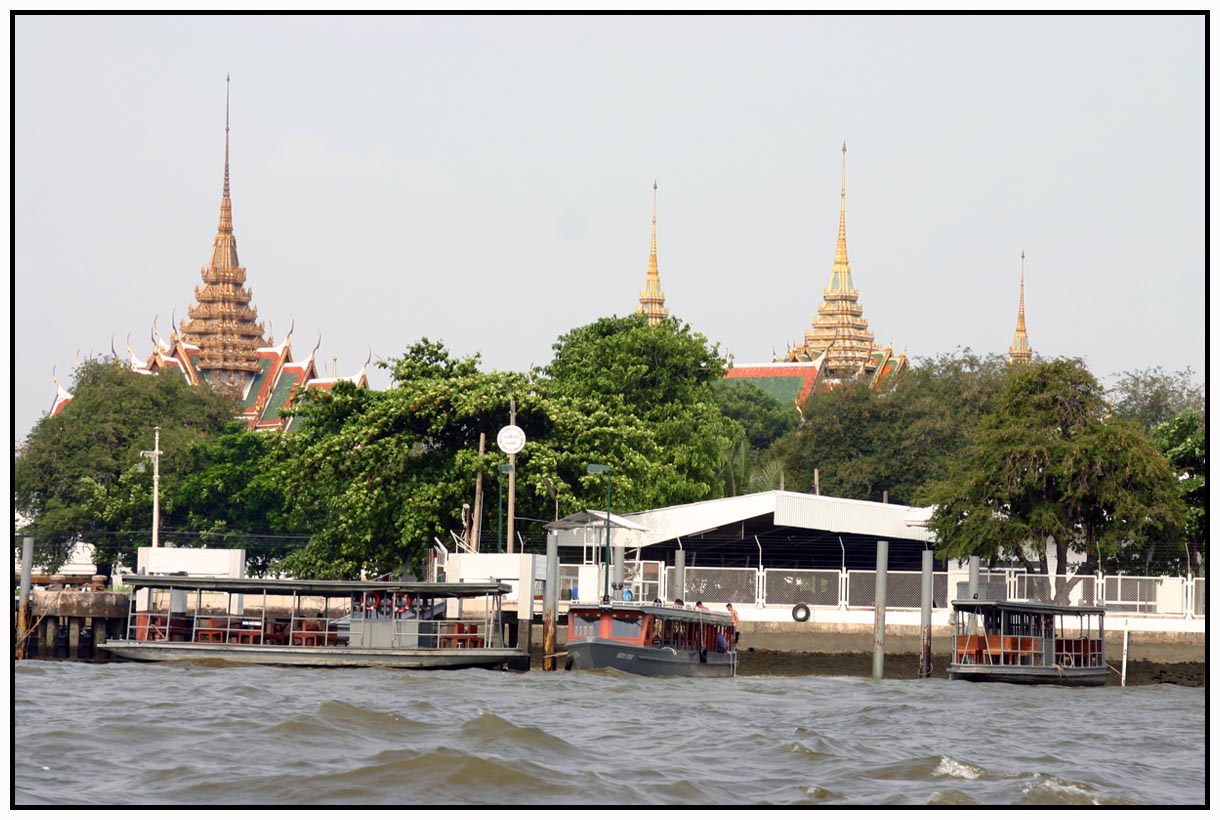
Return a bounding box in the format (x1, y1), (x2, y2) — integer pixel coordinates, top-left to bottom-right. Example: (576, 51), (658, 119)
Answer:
(180, 76), (267, 392)
(1008, 251), (1032, 363)
(788, 143), (876, 374)
(828, 141), (854, 292)
(635, 179), (669, 325)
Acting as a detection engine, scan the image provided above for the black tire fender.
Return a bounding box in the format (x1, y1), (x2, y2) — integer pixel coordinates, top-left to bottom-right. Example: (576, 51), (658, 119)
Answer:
(792, 603), (811, 622)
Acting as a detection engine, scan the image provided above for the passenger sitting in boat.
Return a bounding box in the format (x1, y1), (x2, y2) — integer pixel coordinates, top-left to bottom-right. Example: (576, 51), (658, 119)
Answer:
(673, 598), (685, 608)
(694, 601), (708, 610)
(715, 632), (728, 653)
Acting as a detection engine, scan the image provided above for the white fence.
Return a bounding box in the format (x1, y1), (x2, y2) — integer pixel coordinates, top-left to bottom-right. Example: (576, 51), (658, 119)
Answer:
(565, 562), (1205, 621)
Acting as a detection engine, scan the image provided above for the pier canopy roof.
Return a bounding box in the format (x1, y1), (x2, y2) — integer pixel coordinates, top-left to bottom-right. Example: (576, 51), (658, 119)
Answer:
(555, 491), (935, 571)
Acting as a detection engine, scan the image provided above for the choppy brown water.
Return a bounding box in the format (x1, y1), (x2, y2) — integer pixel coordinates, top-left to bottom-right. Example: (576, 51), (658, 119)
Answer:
(13, 660), (1205, 806)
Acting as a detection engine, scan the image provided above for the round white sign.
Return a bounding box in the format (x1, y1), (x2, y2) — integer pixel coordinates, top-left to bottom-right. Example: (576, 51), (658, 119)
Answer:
(497, 425), (526, 454)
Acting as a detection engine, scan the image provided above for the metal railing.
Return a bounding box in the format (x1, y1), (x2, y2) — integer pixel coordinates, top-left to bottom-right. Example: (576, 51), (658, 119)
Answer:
(561, 562), (1205, 621)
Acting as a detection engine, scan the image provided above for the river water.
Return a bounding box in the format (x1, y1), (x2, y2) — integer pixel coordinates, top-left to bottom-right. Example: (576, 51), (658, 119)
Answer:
(13, 660), (1205, 806)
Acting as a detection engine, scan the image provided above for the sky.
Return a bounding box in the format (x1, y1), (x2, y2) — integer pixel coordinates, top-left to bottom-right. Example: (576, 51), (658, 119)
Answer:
(11, 13), (1208, 444)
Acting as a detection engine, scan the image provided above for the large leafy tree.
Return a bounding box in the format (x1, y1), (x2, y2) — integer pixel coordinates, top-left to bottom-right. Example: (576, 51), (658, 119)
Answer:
(542, 314), (737, 511)
(772, 349), (1007, 505)
(1107, 366), (1204, 434)
(171, 426), (307, 575)
(922, 358), (1185, 601)
(1149, 409), (1206, 575)
(270, 319), (738, 578)
(14, 358), (238, 570)
(711, 380), (795, 496)
(268, 340), (531, 578)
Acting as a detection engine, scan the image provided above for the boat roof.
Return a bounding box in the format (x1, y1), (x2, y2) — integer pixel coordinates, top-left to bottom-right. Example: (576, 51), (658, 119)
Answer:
(951, 598), (1106, 616)
(568, 601), (735, 625)
(120, 574), (510, 597)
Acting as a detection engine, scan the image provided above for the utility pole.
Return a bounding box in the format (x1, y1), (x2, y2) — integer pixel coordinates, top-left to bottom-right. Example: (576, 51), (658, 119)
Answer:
(140, 427), (163, 549)
(507, 398), (516, 555)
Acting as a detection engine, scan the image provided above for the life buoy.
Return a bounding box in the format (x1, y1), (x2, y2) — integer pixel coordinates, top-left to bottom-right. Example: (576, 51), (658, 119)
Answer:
(364, 592), (381, 611)
(395, 593), (412, 614)
(1058, 654), (1074, 668)
(792, 603), (811, 622)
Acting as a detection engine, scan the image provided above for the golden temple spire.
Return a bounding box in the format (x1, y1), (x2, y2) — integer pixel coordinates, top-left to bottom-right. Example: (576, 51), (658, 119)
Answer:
(1008, 251), (1032, 363)
(180, 76), (267, 391)
(218, 74), (233, 235)
(828, 141), (854, 293)
(636, 179), (669, 325)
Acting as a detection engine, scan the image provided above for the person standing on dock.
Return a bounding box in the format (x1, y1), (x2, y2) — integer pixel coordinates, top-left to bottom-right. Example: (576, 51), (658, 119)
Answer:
(727, 603), (739, 646)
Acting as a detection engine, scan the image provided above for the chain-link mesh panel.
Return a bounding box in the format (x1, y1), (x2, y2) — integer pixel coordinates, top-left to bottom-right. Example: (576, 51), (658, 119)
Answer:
(763, 569), (840, 607)
(664, 567), (757, 605)
(1104, 576), (1151, 613)
(847, 571), (950, 609)
(1104, 576), (1181, 614)
(954, 572), (1013, 602)
(1195, 577), (1206, 617)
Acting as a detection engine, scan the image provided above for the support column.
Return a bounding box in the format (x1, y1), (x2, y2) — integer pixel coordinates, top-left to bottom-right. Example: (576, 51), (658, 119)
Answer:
(543, 532), (559, 671)
(919, 549), (933, 678)
(872, 540), (888, 681)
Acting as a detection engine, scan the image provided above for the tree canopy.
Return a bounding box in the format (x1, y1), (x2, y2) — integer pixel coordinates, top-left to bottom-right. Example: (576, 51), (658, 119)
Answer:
(1106, 366), (1204, 434)
(922, 358), (1185, 599)
(14, 358), (239, 569)
(266, 319), (737, 578)
(772, 350), (1008, 505)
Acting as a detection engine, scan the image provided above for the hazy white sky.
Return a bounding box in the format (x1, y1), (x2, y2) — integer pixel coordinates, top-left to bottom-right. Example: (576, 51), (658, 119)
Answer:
(12, 14), (1207, 443)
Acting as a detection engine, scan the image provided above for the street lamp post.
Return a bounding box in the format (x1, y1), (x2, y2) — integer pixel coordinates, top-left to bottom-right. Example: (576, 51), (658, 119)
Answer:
(587, 464), (612, 601)
(139, 426), (163, 549)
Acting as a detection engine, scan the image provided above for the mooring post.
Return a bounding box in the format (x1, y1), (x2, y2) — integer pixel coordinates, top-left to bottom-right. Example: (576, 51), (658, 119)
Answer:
(967, 555), (980, 635)
(872, 540), (888, 680)
(17, 537), (34, 660)
(674, 547), (686, 603)
(919, 548), (933, 678)
(1121, 620), (1129, 687)
(613, 544), (625, 601)
(543, 531), (559, 671)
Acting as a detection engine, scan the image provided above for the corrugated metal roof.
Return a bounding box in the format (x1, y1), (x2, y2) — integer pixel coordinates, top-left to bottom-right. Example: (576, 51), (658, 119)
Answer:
(561, 491), (935, 548)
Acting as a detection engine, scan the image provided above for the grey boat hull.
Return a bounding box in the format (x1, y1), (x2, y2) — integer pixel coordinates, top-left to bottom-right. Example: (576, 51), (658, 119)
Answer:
(948, 663), (1108, 687)
(566, 637), (737, 677)
(103, 640), (528, 670)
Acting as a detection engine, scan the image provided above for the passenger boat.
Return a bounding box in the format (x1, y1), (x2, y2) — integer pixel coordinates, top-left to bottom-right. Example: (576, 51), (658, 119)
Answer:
(102, 575), (530, 670)
(565, 600), (738, 677)
(947, 598), (1108, 686)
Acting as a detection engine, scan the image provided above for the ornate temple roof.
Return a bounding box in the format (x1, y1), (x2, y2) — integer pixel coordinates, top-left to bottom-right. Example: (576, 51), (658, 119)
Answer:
(783, 143), (885, 376)
(634, 181), (669, 325)
(178, 76), (267, 393)
(1007, 251), (1032, 363)
(44, 80), (369, 431)
(722, 143), (908, 403)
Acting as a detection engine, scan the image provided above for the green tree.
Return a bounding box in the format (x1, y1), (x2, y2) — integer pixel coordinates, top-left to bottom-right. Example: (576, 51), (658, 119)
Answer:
(14, 358), (238, 570)
(772, 349), (1007, 505)
(923, 359), (1185, 601)
(542, 314), (737, 510)
(269, 341), (532, 578)
(171, 426), (308, 575)
(270, 320), (739, 578)
(1107, 366), (1204, 434)
(1149, 409), (1206, 575)
(711, 380), (795, 496)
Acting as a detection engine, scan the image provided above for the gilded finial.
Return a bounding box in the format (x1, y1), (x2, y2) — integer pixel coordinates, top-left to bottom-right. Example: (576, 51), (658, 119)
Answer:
(224, 74), (230, 199)
(1009, 251), (1032, 362)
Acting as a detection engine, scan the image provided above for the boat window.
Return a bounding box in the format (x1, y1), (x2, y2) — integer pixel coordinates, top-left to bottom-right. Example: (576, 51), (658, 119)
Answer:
(570, 613), (600, 638)
(609, 614), (641, 639)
